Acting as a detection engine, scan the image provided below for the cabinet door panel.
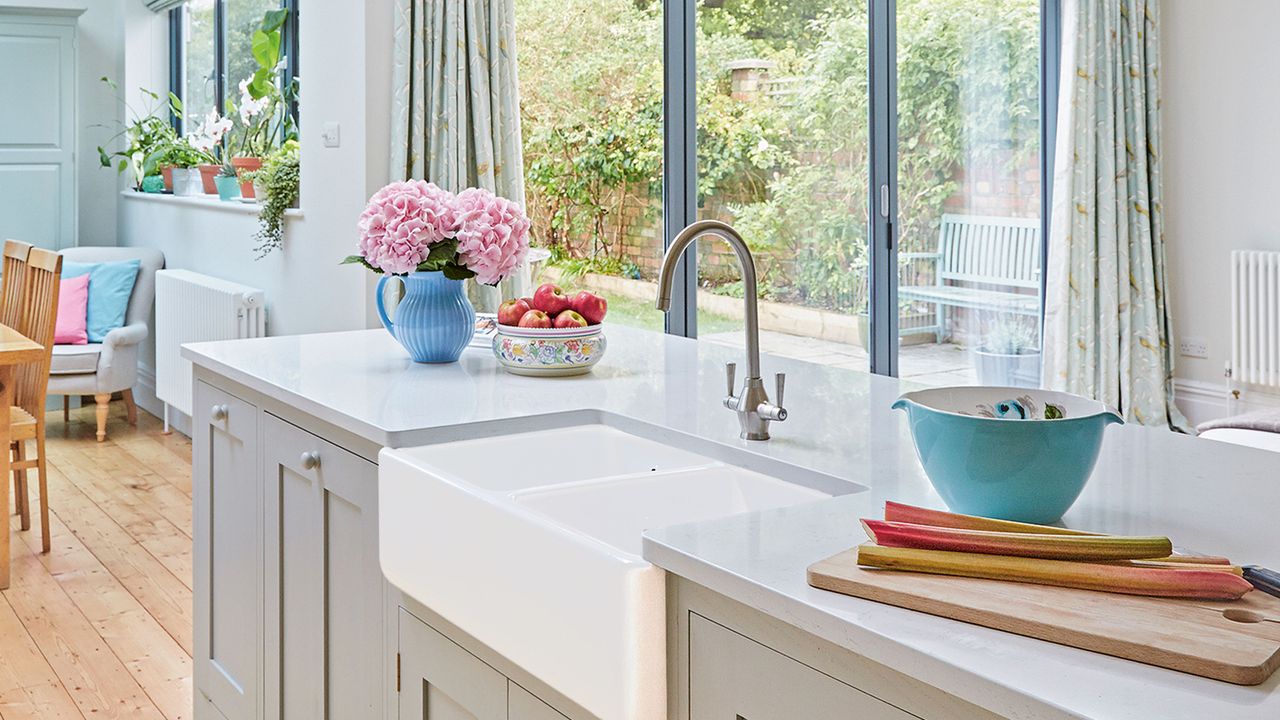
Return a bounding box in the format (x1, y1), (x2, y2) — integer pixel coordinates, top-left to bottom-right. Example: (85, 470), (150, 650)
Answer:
(689, 613), (916, 720)
(263, 415), (382, 720)
(194, 382), (260, 719)
(398, 608), (506, 720)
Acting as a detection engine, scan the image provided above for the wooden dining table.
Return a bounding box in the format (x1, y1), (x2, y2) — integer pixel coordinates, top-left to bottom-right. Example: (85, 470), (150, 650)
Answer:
(0, 323), (43, 589)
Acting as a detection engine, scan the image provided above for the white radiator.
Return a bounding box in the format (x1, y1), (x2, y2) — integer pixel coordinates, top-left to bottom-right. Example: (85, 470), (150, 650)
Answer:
(155, 270), (265, 424)
(1231, 250), (1280, 390)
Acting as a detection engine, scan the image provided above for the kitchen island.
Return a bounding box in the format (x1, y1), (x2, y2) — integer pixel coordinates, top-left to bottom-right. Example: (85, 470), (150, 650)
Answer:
(184, 324), (1279, 720)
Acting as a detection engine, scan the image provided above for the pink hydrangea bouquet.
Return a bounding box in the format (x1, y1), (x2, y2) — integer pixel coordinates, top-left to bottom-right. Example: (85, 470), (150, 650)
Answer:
(344, 180), (530, 284)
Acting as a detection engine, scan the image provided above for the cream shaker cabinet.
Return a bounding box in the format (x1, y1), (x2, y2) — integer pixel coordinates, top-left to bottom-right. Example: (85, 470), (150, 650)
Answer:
(194, 380), (384, 720)
(194, 381), (262, 720)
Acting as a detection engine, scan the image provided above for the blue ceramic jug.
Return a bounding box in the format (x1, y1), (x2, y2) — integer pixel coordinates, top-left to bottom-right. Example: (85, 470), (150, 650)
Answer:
(376, 271), (476, 363)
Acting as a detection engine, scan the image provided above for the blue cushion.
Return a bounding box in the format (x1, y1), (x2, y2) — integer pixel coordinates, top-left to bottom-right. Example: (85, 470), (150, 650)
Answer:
(61, 259), (140, 343)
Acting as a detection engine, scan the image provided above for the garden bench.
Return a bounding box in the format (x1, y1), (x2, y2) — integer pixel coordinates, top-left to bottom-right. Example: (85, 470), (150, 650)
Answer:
(899, 214), (1041, 342)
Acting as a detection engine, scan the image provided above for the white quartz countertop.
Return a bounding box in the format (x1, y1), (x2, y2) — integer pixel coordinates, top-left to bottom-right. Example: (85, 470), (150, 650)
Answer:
(184, 325), (1280, 719)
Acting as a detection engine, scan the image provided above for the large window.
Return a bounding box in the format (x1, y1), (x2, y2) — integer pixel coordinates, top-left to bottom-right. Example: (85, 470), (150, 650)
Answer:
(515, 0), (667, 331)
(170, 0), (299, 133)
(516, 0), (1057, 387)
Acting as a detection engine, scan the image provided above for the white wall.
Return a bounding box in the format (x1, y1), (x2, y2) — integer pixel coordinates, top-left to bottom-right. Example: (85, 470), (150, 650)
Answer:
(1163, 0), (1280, 422)
(118, 0), (394, 421)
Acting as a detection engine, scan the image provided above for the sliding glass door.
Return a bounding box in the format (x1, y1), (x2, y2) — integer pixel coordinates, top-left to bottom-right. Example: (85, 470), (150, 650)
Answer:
(893, 0), (1045, 387)
(690, 1), (871, 368)
(666, 0), (1055, 385)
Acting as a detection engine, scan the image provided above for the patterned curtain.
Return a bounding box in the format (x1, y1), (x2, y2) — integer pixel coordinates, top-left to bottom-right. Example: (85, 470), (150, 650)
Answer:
(390, 0), (530, 306)
(1043, 0), (1189, 431)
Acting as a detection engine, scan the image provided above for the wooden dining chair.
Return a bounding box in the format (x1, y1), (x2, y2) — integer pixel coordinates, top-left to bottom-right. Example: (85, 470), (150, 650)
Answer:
(1, 240), (31, 328)
(2, 240), (32, 530)
(10, 247), (61, 553)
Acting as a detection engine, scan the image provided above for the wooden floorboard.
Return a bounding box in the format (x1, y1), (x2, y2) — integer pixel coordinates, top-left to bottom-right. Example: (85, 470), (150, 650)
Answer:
(1, 403), (193, 720)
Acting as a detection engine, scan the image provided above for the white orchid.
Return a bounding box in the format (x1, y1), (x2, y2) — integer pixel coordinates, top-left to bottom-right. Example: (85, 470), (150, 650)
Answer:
(237, 79), (271, 124)
(186, 110), (233, 154)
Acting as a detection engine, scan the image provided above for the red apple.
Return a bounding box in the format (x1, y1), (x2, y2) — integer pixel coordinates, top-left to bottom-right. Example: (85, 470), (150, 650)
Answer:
(520, 297), (535, 308)
(531, 283), (571, 315)
(517, 309), (552, 328)
(570, 291), (608, 325)
(497, 298), (531, 326)
(553, 310), (588, 328)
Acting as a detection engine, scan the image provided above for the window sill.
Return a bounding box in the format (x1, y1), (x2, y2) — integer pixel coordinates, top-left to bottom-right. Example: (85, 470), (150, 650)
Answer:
(120, 190), (303, 218)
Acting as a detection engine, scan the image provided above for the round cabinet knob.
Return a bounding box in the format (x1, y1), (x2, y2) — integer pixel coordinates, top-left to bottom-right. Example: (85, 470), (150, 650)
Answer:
(210, 404), (228, 421)
(300, 452), (321, 470)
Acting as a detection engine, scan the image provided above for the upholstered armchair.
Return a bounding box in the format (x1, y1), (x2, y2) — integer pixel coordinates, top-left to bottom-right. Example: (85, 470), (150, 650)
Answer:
(49, 247), (164, 441)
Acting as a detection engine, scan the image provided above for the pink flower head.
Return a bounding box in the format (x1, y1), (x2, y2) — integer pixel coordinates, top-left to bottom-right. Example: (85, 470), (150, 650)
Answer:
(357, 181), (458, 274)
(452, 188), (531, 285)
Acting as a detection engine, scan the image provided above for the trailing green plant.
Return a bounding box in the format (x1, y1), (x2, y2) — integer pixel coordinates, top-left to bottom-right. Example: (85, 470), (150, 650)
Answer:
(247, 140), (300, 257)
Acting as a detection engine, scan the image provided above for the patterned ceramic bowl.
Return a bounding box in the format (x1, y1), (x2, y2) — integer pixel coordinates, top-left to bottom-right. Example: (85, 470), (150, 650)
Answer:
(492, 324), (606, 377)
(892, 386), (1124, 524)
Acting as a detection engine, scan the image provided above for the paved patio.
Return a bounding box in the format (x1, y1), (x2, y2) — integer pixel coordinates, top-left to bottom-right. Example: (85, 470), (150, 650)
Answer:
(701, 330), (977, 387)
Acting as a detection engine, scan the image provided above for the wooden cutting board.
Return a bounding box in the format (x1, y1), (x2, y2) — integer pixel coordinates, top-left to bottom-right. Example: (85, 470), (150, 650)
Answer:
(808, 547), (1280, 685)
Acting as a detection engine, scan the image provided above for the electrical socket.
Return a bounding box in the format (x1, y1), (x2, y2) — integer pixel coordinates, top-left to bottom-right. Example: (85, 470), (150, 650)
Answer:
(1179, 336), (1209, 359)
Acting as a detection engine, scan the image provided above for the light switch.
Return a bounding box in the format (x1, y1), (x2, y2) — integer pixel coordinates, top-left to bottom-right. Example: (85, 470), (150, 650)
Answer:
(322, 122), (341, 148)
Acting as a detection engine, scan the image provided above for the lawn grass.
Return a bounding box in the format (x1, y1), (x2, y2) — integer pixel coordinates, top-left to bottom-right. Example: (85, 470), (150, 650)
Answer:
(605, 293), (741, 335)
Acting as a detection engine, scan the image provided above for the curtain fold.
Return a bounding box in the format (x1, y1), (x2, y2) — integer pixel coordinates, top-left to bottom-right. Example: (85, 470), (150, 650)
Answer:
(391, 0), (530, 304)
(1044, 0), (1188, 431)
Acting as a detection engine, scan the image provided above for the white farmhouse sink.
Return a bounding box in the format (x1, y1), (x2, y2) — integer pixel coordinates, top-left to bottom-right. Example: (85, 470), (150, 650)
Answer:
(379, 413), (863, 720)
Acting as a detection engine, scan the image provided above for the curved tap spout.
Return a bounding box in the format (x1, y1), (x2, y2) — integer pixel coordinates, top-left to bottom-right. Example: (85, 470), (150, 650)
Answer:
(655, 220), (785, 440)
(655, 220), (761, 380)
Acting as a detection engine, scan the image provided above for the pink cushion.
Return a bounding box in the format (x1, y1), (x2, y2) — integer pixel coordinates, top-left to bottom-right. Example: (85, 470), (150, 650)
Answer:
(55, 274), (90, 345)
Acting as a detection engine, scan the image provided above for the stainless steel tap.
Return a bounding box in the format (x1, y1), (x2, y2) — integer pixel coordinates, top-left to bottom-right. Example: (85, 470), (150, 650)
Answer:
(655, 220), (787, 441)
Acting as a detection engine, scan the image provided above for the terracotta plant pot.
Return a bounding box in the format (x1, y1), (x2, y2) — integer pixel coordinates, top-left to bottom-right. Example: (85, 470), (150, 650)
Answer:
(198, 164), (221, 194)
(232, 156), (263, 199)
(160, 164), (175, 192)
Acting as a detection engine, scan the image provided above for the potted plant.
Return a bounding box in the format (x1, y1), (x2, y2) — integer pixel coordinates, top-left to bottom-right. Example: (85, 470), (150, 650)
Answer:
(972, 314), (1042, 388)
(343, 182), (531, 363)
(213, 162), (242, 201)
(226, 8), (297, 199)
(154, 136), (213, 196)
(187, 110), (233, 194)
(245, 140), (299, 255)
(95, 79), (181, 191)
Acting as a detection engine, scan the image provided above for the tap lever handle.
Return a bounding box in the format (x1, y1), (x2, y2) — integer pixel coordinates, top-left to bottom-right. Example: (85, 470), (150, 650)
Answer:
(725, 362), (737, 397)
(774, 372), (785, 410)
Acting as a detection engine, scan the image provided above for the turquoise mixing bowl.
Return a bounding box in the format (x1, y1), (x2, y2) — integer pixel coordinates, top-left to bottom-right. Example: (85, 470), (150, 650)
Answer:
(892, 386), (1123, 524)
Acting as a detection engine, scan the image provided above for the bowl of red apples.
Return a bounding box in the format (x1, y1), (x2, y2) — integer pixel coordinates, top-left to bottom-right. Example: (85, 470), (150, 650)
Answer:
(492, 282), (608, 376)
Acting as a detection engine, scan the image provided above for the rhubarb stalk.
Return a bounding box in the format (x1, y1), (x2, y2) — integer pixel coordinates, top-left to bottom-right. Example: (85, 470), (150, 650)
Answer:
(856, 544), (1253, 600)
(883, 501), (1099, 536)
(861, 519), (1173, 561)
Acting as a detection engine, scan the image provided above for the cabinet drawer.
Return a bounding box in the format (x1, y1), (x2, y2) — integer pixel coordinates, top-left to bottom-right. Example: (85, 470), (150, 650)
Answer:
(689, 613), (917, 720)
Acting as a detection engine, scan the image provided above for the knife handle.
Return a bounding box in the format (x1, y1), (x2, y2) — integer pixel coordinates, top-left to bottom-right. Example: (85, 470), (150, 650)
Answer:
(1244, 566), (1280, 598)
